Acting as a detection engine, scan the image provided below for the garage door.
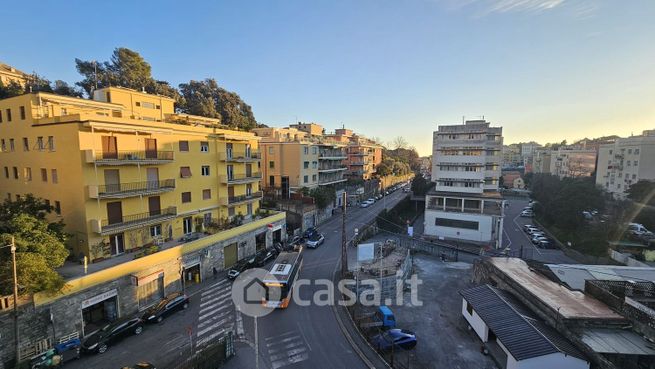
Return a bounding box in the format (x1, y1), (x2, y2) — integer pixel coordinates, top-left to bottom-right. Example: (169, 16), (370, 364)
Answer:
(224, 243), (238, 268)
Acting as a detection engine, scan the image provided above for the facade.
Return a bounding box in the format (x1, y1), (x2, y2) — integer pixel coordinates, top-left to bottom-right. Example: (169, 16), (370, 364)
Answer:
(424, 119), (504, 247)
(0, 87), (263, 261)
(0, 62), (27, 86)
(325, 128), (382, 180)
(532, 149), (552, 174)
(502, 144), (521, 168)
(550, 149), (597, 178)
(520, 141), (541, 162)
(502, 171), (524, 189)
(595, 130), (655, 198)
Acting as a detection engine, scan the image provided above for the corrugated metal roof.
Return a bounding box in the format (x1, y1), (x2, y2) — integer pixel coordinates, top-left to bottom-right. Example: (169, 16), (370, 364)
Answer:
(545, 264), (655, 291)
(582, 328), (655, 355)
(460, 285), (587, 361)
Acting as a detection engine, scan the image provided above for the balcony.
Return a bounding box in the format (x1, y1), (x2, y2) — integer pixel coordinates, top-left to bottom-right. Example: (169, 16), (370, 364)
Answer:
(319, 178), (347, 186)
(318, 166), (348, 173)
(350, 152), (367, 157)
(319, 151), (347, 160)
(89, 179), (176, 199)
(219, 151), (260, 162)
(85, 150), (174, 166)
(220, 191), (263, 206)
(220, 172), (262, 184)
(92, 206), (177, 235)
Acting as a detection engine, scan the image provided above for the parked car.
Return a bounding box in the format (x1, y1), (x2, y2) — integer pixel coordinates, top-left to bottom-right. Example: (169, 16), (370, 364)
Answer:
(303, 227), (319, 239)
(360, 201), (371, 208)
(529, 231), (546, 238)
(372, 329), (417, 351)
(82, 317), (144, 354)
(121, 362), (156, 369)
(537, 240), (554, 248)
(227, 256), (256, 280)
(254, 249), (278, 267)
(523, 225), (538, 233)
(520, 210), (534, 217)
(142, 292), (189, 323)
(532, 236), (549, 245)
(305, 233), (325, 248)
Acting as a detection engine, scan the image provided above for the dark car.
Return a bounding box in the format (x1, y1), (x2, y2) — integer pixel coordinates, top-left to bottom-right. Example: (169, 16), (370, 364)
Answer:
(227, 256), (256, 280)
(303, 227), (319, 239)
(254, 249), (277, 267)
(142, 292), (189, 323)
(82, 317), (144, 354)
(372, 329), (417, 351)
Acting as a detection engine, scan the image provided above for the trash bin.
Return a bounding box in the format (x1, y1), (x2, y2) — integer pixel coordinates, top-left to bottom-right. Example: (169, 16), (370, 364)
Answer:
(54, 338), (81, 362)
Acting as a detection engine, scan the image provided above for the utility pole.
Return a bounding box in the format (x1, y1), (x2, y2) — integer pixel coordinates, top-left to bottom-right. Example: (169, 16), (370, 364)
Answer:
(341, 191), (348, 277)
(9, 237), (19, 367)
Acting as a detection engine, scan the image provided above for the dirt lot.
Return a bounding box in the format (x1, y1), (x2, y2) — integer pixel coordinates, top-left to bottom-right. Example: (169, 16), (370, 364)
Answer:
(392, 254), (497, 369)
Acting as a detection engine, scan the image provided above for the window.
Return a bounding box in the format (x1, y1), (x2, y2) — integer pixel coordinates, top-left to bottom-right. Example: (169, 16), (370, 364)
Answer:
(269, 161), (275, 169)
(203, 189), (211, 200)
(22, 138), (28, 151)
(435, 217), (479, 230)
(19, 106), (25, 120)
(36, 136), (44, 151)
(181, 192), (192, 203)
(44, 199), (50, 207)
(466, 301), (473, 315)
(51, 169), (58, 183)
(0, 110), (2, 122)
(179, 140), (189, 152)
(304, 175), (308, 183)
(312, 146), (317, 155)
(141, 101), (155, 109)
(312, 161), (317, 169)
(54, 201), (61, 215)
(47, 136), (55, 151)
(150, 224), (162, 237)
(135, 101), (141, 107)
(269, 176), (275, 187)
(228, 207), (235, 217)
(3, 167), (8, 178)
(247, 203), (253, 216)
(312, 174), (317, 182)
(634, 160), (638, 166)
(227, 165), (234, 180)
(635, 149), (640, 154)
(6, 109), (11, 122)
(0, 139), (4, 151)
(41, 168), (47, 182)
(304, 161), (309, 169)
(200, 141), (209, 152)
(16, 194), (21, 201)
(268, 147), (274, 154)
(180, 166), (192, 178)
(304, 146), (309, 155)
(12, 167), (18, 179)
(9, 139), (14, 152)
(24, 167), (32, 181)
(201, 165), (210, 176)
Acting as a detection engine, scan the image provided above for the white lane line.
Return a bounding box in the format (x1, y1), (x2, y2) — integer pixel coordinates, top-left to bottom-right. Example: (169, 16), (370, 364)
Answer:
(235, 308), (244, 337)
(200, 286), (232, 302)
(198, 310), (233, 329)
(200, 289), (232, 307)
(199, 297), (232, 314)
(196, 329), (226, 347)
(196, 317), (233, 337)
(199, 303), (232, 320)
(269, 346), (308, 362)
(266, 340), (305, 355)
(271, 352), (309, 369)
(265, 335), (302, 347)
(264, 331), (298, 342)
(200, 280), (230, 296)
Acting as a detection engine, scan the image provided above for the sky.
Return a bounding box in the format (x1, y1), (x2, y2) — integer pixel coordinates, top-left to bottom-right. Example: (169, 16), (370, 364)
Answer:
(2, 0), (654, 155)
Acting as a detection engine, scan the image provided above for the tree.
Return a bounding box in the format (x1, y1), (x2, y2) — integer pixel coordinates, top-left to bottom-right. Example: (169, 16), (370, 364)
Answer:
(0, 196), (69, 295)
(392, 136), (408, 150)
(411, 175), (432, 196)
(626, 180), (655, 206)
(179, 78), (258, 131)
(52, 80), (83, 97)
(25, 73), (53, 93)
(0, 80), (25, 99)
(309, 187), (336, 209)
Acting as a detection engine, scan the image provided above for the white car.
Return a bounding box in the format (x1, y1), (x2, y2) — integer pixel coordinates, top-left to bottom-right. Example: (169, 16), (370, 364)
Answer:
(520, 211), (534, 217)
(360, 202), (370, 208)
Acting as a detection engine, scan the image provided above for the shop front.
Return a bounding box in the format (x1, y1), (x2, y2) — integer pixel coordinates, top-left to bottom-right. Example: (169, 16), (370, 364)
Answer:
(132, 270), (165, 310)
(81, 289), (118, 336)
(183, 255), (201, 287)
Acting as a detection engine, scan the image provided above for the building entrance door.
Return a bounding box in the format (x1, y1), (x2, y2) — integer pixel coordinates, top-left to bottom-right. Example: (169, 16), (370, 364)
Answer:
(109, 233), (125, 255)
(145, 138), (157, 159)
(148, 196), (161, 216)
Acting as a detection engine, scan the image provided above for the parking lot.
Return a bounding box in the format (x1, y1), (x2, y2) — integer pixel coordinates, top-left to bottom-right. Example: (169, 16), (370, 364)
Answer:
(392, 254), (497, 369)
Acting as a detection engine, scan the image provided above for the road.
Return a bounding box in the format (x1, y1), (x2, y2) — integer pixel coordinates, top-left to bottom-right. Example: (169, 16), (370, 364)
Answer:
(66, 189), (408, 369)
(241, 189), (409, 369)
(503, 198), (577, 264)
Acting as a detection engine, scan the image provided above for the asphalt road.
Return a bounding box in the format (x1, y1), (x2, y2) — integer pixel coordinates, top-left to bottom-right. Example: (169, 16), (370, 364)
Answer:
(241, 189), (409, 369)
(65, 189), (408, 369)
(503, 198), (577, 264)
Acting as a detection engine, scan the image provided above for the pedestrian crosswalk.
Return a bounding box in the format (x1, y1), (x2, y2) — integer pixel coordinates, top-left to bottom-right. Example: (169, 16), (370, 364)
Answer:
(195, 279), (235, 347)
(265, 330), (310, 369)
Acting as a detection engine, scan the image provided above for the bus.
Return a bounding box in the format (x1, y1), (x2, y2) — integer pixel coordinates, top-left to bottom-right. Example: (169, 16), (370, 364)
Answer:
(263, 250), (303, 308)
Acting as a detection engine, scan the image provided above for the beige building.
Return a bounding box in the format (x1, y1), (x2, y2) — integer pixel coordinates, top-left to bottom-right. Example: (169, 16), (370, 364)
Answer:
(531, 149), (552, 174)
(0, 62), (28, 86)
(550, 149), (597, 178)
(596, 130), (655, 198)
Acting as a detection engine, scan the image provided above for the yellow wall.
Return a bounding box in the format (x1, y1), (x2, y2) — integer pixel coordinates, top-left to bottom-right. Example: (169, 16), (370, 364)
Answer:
(260, 141), (319, 189)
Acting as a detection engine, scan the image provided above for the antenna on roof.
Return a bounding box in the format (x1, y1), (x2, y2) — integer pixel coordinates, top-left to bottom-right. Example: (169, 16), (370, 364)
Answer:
(93, 60), (98, 90)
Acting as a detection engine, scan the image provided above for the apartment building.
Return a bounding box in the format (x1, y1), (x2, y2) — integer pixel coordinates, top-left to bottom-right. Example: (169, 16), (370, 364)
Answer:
(0, 62), (28, 86)
(324, 128), (382, 180)
(254, 125), (348, 195)
(596, 130), (655, 198)
(549, 149), (597, 179)
(501, 144), (521, 168)
(0, 86), (264, 261)
(531, 148), (552, 174)
(425, 119), (504, 247)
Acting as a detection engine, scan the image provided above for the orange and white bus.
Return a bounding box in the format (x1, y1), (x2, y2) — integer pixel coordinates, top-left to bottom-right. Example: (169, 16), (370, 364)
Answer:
(263, 251), (303, 308)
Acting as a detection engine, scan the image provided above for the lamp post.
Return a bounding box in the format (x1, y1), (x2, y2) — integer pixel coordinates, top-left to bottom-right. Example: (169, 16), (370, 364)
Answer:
(1, 237), (19, 367)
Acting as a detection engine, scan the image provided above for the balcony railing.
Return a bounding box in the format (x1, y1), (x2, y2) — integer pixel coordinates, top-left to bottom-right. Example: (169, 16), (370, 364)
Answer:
(426, 203), (502, 216)
(89, 179), (176, 199)
(221, 191), (263, 206)
(319, 151), (347, 160)
(86, 150), (174, 165)
(95, 206), (177, 235)
(219, 151), (261, 162)
(318, 166), (348, 173)
(220, 173), (262, 184)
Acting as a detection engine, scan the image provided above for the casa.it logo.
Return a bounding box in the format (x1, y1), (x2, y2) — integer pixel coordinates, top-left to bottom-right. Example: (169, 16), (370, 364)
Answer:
(231, 268), (279, 318)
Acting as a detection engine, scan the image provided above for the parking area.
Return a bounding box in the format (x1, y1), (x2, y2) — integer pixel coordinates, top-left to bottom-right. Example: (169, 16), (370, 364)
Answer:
(393, 254), (497, 369)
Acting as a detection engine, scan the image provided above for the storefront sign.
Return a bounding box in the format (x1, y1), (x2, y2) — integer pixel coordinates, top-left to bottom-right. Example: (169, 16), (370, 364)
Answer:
(270, 224), (282, 232)
(81, 289), (118, 309)
(183, 255), (201, 268)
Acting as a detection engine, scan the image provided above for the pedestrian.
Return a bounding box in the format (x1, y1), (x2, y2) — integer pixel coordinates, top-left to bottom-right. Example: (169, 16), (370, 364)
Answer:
(212, 266), (218, 280)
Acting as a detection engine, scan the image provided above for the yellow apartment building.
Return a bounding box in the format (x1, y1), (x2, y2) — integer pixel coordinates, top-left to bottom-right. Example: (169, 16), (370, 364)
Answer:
(0, 86), (263, 261)
(0, 62), (28, 86)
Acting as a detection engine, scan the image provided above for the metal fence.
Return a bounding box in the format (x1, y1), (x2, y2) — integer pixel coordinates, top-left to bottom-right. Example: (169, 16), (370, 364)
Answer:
(172, 331), (235, 369)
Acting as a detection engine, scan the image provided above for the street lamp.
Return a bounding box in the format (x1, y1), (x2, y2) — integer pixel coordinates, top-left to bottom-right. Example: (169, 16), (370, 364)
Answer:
(1, 237), (19, 367)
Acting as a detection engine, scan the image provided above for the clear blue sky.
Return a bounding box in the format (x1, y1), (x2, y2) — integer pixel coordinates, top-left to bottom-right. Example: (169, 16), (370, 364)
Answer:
(3, 0), (654, 155)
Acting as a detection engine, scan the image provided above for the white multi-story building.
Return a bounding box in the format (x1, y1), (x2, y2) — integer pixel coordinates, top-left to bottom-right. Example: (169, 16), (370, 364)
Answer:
(549, 149), (597, 178)
(596, 130), (655, 198)
(425, 120), (505, 248)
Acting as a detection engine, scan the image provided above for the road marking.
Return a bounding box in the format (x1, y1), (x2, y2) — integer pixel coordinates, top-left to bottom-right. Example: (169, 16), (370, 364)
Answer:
(197, 317), (233, 336)
(512, 208), (543, 256)
(264, 332), (309, 369)
(196, 328), (226, 347)
(198, 300), (232, 320)
(200, 289), (232, 307)
(200, 280), (229, 296)
(200, 285), (231, 300)
(266, 340), (305, 354)
(235, 308), (244, 337)
(198, 310), (233, 328)
(265, 331), (297, 342)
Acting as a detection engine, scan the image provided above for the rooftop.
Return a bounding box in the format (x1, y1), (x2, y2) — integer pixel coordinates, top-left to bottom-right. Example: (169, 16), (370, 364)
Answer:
(489, 258), (623, 320)
(460, 284), (587, 361)
(545, 264), (655, 291)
